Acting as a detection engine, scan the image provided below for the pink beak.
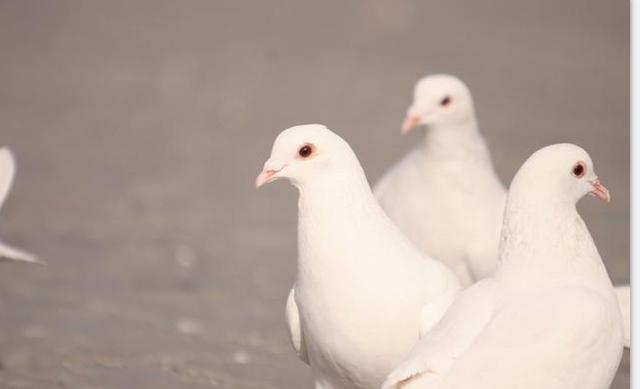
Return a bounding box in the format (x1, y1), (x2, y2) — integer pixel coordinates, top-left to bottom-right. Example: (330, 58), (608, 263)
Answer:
(255, 168), (282, 188)
(589, 179), (610, 203)
(401, 114), (421, 134)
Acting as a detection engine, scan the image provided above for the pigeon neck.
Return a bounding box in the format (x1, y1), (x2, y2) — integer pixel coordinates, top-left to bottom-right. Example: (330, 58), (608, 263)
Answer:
(496, 194), (609, 284)
(296, 165), (381, 220)
(294, 164), (405, 280)
(422, 118), (491, 163)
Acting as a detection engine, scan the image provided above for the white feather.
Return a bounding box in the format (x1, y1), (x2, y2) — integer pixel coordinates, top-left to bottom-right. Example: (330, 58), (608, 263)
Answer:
(0, 147), (17, 209)
(615, 285), (630, 348)
(286, 286), (309, 364)
(0, 146), (41, 264)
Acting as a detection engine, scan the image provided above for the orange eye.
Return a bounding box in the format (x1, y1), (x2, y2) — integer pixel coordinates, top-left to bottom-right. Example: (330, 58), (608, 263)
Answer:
(298, 144), (314, 158)
(440, 96), (451, 106)
(571, 161), (586, 178)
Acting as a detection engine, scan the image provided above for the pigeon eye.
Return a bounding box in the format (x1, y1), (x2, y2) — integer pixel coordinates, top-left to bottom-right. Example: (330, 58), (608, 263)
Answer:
(298, 144), (314, 158)
(440, 96), (451, 106)
(571, 161), (586, 178)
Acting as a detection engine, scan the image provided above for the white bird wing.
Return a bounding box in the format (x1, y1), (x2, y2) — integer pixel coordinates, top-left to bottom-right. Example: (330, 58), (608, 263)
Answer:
(382, 279), (497, 389)
(0, 148), (41, 264)
(419, 286), (459, 338)
(286, 286), (309, 364)
(393, 286), (620, 389)
(0, 147), (16, 210)
(614, 285), (630, 348)
(0, 240), (42, 264)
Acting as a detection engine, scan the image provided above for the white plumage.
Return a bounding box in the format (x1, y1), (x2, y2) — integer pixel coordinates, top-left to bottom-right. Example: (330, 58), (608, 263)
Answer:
(374, 74), (505, 285)
(615, 285), (630, 348)
(382, 144), (624, 389)
(0, 147), (41, 264)
(374, 74), (630, 346)
(257, 124), (460, 389)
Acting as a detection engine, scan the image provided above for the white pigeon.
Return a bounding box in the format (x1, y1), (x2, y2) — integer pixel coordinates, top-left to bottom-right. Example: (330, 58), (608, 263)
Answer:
(374, 74), (505, 285)
(0, 147), (41, 264)
(374, 74), (630, 346)
(382, 144), (624, 389)
(256, 124), (461, 389)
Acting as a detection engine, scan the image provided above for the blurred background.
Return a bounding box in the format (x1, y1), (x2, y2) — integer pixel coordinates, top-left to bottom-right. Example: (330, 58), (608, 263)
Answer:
(0, 1), (629, 388)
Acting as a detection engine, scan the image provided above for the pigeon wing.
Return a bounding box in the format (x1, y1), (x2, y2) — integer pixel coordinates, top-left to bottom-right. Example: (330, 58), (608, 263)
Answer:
(0, 147), (16, 210)
(416, 286), (619, 389)
(382, 279), (497, 389)
(614, 285), (630, 348)
(419, 287), (458, 338)
(0, 240), (42, 264)
(286, 286), (309, 364)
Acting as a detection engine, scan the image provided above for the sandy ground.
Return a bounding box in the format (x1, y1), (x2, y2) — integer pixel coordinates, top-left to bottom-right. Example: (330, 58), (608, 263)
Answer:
(0, 1), (629, 388)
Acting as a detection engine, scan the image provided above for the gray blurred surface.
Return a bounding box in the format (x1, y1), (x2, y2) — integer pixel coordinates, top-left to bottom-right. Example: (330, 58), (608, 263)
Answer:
(0, 1), (629, 388)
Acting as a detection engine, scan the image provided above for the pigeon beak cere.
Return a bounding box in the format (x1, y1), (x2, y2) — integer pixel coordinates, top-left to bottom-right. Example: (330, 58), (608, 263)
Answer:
(589, 179), (611, 202)
(401, 114), (421, 134)
(255, 165), (285, 188)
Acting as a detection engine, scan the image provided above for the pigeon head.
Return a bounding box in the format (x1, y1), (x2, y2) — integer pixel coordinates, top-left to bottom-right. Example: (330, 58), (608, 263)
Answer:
(402, 74), (475, 133)
(509, 144), (610, 205)
(256, 124), (359, 188)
